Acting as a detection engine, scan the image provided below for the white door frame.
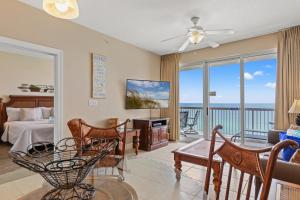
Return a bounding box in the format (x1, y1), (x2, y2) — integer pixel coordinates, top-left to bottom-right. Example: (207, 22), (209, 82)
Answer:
(203, 62), (209, 139)
(0, 36), (64, 144)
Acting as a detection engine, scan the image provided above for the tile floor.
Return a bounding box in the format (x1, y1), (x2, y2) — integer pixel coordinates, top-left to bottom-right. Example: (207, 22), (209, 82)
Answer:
(0, 143), (35, 185)
(0, 142), (255, 200)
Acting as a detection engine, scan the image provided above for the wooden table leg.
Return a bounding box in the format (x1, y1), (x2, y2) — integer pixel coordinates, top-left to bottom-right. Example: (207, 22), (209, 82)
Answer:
(174, 155), (182, 180)
(212, 162), (221, 195)
(135, 134), (139, 155)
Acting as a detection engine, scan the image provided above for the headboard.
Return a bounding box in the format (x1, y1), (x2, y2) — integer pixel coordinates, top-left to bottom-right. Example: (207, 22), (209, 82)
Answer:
(0, 95), (54, 131)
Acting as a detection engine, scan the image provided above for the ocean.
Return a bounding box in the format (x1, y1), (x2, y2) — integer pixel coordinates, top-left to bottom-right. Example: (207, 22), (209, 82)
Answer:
(180, 103), (275, 135)
(180, 103), (275, 109)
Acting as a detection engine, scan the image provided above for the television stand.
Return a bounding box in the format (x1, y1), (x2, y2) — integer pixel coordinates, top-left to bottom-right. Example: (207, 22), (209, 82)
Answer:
(133, 118), (169, 151)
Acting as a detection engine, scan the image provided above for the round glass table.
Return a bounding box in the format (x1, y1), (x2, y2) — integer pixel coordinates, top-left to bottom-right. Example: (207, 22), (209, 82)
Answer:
(18, 176), (138, 200)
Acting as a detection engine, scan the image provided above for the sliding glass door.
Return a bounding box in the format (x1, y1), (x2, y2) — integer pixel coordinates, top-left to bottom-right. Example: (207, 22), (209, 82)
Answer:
(179, 51), (277, 144)
(243, 54), (277, 145)
(208, 59), (241, 138)
(179, 65), (205, 137)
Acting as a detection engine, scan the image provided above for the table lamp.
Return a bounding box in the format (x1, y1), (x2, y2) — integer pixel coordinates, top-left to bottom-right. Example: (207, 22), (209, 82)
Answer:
(289, 100), (300, 126)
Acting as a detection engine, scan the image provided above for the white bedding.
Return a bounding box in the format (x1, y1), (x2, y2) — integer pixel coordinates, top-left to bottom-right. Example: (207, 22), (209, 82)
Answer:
(1, 120), (54, 152)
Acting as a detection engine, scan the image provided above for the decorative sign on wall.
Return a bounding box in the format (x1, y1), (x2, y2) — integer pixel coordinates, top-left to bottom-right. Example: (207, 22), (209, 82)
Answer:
(92, 53), (107, 98)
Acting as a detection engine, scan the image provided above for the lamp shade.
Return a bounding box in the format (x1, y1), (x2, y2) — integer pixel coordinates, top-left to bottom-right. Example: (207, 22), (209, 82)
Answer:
(43, 0), (79, 19)
(289, 100), (300, 114)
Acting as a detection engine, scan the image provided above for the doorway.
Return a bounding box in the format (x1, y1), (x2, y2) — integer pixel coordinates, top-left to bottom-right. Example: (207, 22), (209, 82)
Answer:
(0, 36), (63, 183)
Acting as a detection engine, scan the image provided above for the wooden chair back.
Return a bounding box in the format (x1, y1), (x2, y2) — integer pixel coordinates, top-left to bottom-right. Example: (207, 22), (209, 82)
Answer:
(68, 119), (130, 181)
(67, 118), (130, 159)
(204, 125), (298, 200)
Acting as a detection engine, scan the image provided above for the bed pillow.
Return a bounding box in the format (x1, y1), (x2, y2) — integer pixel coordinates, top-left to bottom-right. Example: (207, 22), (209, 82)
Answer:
(6, 107), (21, 122)
(41, 107), (53, 119)
(20, 108), (43, 121)
(35, 108), (44, 120)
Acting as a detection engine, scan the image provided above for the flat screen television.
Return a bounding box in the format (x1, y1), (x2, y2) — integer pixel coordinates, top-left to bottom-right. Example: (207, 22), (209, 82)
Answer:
(126, 79), (170, 109)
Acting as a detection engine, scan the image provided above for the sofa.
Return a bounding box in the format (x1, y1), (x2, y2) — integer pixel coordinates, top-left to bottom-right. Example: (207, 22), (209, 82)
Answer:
(255, 129), (300, 198)
(265, 129), (300, 184)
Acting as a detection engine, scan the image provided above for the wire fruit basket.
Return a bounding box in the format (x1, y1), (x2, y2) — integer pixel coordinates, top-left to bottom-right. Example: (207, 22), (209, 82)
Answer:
(9, 137), (117, 200)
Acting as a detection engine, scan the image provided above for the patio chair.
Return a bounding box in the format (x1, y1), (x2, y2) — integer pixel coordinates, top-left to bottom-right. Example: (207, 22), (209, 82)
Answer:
(204, 125), (298, 200)
(180, 111), (188, 135)
(230, 130), (268, 142)
(67, 118), (130, 181)
(184, 110), (200, 135)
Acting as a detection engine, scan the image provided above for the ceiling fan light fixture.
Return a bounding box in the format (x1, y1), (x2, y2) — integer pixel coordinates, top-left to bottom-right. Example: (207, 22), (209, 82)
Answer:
(189, 31), (203, 44)
(43, 0), (79, 19)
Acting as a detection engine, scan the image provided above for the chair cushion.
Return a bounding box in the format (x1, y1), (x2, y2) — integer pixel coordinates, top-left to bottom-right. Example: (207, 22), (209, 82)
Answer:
(86, 127), (118, 138)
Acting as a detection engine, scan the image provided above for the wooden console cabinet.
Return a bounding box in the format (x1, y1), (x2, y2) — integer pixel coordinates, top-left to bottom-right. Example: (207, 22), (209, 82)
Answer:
(133, 118), (169, 151)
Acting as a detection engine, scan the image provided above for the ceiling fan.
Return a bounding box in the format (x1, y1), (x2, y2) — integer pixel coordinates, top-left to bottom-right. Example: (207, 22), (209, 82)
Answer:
(162, 17), (234, 52)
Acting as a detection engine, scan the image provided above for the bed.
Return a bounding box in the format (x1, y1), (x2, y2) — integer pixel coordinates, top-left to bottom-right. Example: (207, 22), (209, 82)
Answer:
(0, 95), (54, 152)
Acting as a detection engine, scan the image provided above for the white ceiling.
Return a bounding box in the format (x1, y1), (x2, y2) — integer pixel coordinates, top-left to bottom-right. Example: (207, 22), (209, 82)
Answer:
(19, 0), (300, 55)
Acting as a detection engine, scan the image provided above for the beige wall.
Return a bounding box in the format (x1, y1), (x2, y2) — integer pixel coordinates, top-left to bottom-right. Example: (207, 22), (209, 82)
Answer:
(180, 33), (278, 66)
(0, 1), (161, 136)
(0, 51), (54, 101)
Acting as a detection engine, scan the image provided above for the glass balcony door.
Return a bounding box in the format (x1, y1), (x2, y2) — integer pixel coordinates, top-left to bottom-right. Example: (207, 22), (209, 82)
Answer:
(180, 51), (277, 144)
(207, 59), (241, 139)
(179, 65), (205, 137)
(243, 54), (276, 145)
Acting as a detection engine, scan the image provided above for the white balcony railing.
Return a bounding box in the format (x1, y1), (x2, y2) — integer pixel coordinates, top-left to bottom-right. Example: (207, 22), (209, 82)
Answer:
(180, 106), (274, 139)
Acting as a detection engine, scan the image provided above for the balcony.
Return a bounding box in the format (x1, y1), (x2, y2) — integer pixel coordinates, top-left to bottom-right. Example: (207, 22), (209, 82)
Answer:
(180, 106), (275, 140)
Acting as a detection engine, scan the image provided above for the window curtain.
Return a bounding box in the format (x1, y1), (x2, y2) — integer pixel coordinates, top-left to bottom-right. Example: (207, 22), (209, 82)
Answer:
(160, 53), (180, 141)
(275, 26), (300, 130)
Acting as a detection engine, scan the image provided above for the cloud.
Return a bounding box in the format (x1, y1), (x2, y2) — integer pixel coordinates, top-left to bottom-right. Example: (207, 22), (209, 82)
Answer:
(244, 71), (264, 80)
(244, 72), (253, 80)
(265, 82), (276, 89)
(253, 71), (264, 76)
(130, 80), (160, 88)
(265, 65), (273, 68)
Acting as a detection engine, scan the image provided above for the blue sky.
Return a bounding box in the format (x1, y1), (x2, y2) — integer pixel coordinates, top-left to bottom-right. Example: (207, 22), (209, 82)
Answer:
(179, 58), (276, 104)
(127, 80), (170, 100)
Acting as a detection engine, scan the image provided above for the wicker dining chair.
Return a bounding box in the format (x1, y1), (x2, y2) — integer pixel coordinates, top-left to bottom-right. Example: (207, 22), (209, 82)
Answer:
(204, 125), (298, 200)
(67, 118), (130, 181)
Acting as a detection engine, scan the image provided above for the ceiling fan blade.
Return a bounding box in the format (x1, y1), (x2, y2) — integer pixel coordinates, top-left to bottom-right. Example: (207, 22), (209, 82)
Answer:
(178, 39), (190, 52)
(205, 38), (220, 48)
(161, 34), (187, 42)
(204, 29), (234, 35)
